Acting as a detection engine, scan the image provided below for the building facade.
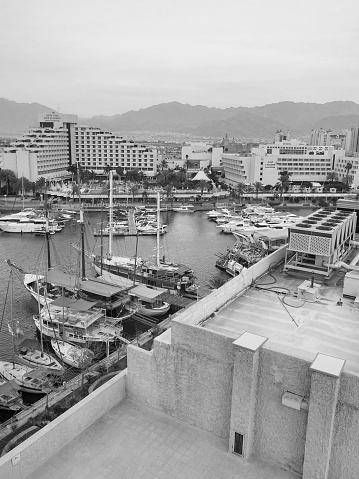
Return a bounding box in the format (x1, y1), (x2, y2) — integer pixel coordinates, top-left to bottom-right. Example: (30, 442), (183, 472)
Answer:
(222, 138), (355, 187)
(74, 126), (159, 177)
(1, 112), (77, 182)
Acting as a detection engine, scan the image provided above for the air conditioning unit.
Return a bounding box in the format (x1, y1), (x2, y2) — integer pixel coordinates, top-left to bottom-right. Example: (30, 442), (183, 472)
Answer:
(297, 280), (320, 302)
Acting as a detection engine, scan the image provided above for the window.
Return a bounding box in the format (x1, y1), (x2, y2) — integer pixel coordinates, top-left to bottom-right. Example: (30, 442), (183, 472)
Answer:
(233, 433), (244, 456)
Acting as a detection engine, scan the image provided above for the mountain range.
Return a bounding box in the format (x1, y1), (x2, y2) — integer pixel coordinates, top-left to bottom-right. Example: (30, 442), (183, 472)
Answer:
(1, 98), (359, 139)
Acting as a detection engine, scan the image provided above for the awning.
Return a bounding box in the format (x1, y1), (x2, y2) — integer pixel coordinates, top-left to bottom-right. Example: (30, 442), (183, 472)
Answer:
(130, 285), (165, 301)
(191, 170), (210, 182)
(46, 269), (80, 289)
(79, 279), (124, 298)
(51, 296), (97, 311)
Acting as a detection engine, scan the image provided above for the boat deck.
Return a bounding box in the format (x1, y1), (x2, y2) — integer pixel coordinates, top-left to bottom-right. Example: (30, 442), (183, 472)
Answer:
(203, 260), (359, 375)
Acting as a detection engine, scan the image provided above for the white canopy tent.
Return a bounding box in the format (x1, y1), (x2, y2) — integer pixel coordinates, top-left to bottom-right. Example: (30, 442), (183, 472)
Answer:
(191, 170), (211, 182)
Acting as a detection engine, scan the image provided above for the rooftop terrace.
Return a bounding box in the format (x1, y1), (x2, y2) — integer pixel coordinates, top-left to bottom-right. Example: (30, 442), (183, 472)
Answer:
(203, 255), (359, 374)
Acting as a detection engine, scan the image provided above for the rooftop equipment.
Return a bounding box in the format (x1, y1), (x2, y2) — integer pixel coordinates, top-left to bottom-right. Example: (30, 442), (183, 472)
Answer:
(283, 209), (357, 278)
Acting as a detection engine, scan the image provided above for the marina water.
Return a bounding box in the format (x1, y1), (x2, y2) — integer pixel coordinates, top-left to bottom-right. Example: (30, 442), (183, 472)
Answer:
(0, 207), (314, 361)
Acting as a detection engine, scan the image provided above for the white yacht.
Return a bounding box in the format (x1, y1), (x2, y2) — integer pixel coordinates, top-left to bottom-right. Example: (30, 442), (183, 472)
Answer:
(0, 210), (59, 233)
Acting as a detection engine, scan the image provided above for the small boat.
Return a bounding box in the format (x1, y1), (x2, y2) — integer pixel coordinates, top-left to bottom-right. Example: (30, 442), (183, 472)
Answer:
(51, 340), (94, 369)
(0, 361), (61, 394)
(136, 222), (167, 235)
(128, 284), (171, 317)
(172, 205), (195, 213)
(14, 337), (64, 372)
(0, 379), (23, 420)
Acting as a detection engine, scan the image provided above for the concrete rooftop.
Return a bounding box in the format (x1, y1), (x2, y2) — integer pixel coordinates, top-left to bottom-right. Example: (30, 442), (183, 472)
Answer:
(24, 398), (298, 479)
(204, 265), (359, 375)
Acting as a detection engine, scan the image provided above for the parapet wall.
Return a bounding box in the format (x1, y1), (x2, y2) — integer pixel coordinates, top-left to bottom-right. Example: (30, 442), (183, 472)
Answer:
(0, 371), (127, 479)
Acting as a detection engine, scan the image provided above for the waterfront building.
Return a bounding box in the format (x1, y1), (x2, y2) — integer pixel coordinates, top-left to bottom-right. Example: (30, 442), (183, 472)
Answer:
(1, 112), (77, 182)
(74, 125), (159, 177)
(221, 136), (359, 188)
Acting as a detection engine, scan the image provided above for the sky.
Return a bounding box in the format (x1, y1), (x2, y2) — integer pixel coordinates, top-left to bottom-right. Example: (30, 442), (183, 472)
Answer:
(1, 0), (359, 118)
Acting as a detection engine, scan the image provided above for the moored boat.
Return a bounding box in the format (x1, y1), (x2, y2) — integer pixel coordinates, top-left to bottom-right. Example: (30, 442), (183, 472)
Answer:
(0, 361), (61, 394)
(51, 340), (94, 369)
(172, 204), (195, 213)
(128, 284), (171, 317)
(0, 379), (23, 420)
(14, 337), (63, 372)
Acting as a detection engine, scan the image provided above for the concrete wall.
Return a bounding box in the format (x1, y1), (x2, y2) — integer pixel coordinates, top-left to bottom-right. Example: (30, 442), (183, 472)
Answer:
(328, 372), (359, 479)
(0, 371), (127, 479)
(254, 350), (311, 475)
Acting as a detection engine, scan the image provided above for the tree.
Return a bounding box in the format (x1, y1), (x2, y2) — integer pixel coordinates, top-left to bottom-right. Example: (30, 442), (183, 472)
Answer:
(235, 182), (247, 204)
(159, 158), (168, 172)
(326, 171), (339, 183)
(104, 164), (112, 176)
(184, 155), (191, 172)
(198, 180), (208, 199)
(253, 181), (263, 199)
(207, 275), (228, 289)
(129, 183), (139, 203)
(345, 162), (353, 185)
(276, 171), (292, 203)
(115, 166), (124, 180)
(0, 169), (17, 195)
(35, 177), (46, 195)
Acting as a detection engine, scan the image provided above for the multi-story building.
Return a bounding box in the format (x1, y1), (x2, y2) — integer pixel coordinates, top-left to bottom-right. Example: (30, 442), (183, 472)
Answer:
(310, 128), (347, 149)
(74, 125), (159, 177)
(1, 114), (161, 181)
(222, 138), (356, 187)
(181, 143), (223, 172)
(348, 126), (359, 154)
(1, 112), (77, 182)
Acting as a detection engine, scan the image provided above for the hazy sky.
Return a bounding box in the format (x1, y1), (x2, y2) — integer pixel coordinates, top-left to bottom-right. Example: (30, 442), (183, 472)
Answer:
(1, 0), (359, 117)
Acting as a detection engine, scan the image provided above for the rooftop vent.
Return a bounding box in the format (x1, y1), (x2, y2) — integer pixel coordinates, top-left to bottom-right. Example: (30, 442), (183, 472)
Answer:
(316, 226), (333, 231)
(296, 224), (312, 228)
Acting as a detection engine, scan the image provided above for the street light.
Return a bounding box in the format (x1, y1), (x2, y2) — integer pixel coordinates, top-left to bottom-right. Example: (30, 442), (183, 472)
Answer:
(4, 195), (7, 205)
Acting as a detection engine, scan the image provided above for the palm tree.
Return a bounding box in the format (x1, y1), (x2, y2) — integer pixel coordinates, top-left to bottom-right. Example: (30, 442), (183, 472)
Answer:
(198, 180), (208, 199)
(235, 182), (247, 205)
(184, 155), (191, 173)
(276, 171), (292, 203)
(326, 171), (339, 183)
(129, 183), (139, 203)
(159, 158), (168, 172)
(253, 181), (263, 200)
(345, 162), (353, 185)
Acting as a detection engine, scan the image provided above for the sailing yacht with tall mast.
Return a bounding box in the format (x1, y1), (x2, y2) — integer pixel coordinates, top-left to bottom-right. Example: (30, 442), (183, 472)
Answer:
(92, 172), (197, 294)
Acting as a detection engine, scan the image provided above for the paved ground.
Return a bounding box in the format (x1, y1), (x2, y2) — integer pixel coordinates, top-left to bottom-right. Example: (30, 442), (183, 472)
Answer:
(25, 398), (299, 479)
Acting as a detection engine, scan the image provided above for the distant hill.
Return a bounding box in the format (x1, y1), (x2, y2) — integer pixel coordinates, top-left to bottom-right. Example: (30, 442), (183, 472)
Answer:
(79, 100), (359, 138)
(0, 98), (54, 135)
(2, 98), (359, 138)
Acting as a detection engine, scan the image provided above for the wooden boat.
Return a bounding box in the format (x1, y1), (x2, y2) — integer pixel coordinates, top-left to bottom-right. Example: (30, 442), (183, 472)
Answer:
(14, 337), (63, 372)
(33, 297), (124, 345)
(128, 285), (171, 317)
(0, 379), (23, 420)
(0, 361), (62, 394)
(51, 340), (94, 369)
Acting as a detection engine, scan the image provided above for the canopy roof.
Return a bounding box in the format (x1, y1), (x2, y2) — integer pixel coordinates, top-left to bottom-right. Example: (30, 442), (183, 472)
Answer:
(191, 170), (210, 182)
(79, 279), (123, 298)
(51, 296), (97, 311)
(47, 269), (79, 290)
(129, 285), (164, 302)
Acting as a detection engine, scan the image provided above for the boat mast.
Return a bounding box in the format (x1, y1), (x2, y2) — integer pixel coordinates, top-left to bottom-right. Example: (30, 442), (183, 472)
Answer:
(10, 270), (15, 367)
(107, 170), (113, 259)
(22, 176), (24, 211)
(44, 189), (51, 270)
(156, 191), (160, 266)
(80, 205), (85, 279)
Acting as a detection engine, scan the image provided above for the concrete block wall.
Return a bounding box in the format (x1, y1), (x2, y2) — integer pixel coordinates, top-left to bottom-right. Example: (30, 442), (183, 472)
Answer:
(0, 371), (127, 479)
(254, 350), (311, 475)
(328, 372), (359, 479)
(127, 325), (235, 439)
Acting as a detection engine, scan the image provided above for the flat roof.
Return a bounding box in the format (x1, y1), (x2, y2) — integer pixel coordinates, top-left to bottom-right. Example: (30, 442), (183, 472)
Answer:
(203, 257), (359, 375)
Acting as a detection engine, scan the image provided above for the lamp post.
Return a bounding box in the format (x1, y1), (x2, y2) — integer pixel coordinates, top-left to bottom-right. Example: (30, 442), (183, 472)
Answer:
(4, 195), (6, 205)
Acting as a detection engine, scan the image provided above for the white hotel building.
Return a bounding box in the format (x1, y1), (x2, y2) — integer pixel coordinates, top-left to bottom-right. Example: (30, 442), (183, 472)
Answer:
(221, 138), (358, 187)
(1, 113), (160, 181)
(75, 126), (158, 176)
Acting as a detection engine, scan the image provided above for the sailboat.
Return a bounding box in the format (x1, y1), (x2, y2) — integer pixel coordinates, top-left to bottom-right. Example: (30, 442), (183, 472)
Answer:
(92, 172), (197, 295)
(0, 270), (62, 395)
